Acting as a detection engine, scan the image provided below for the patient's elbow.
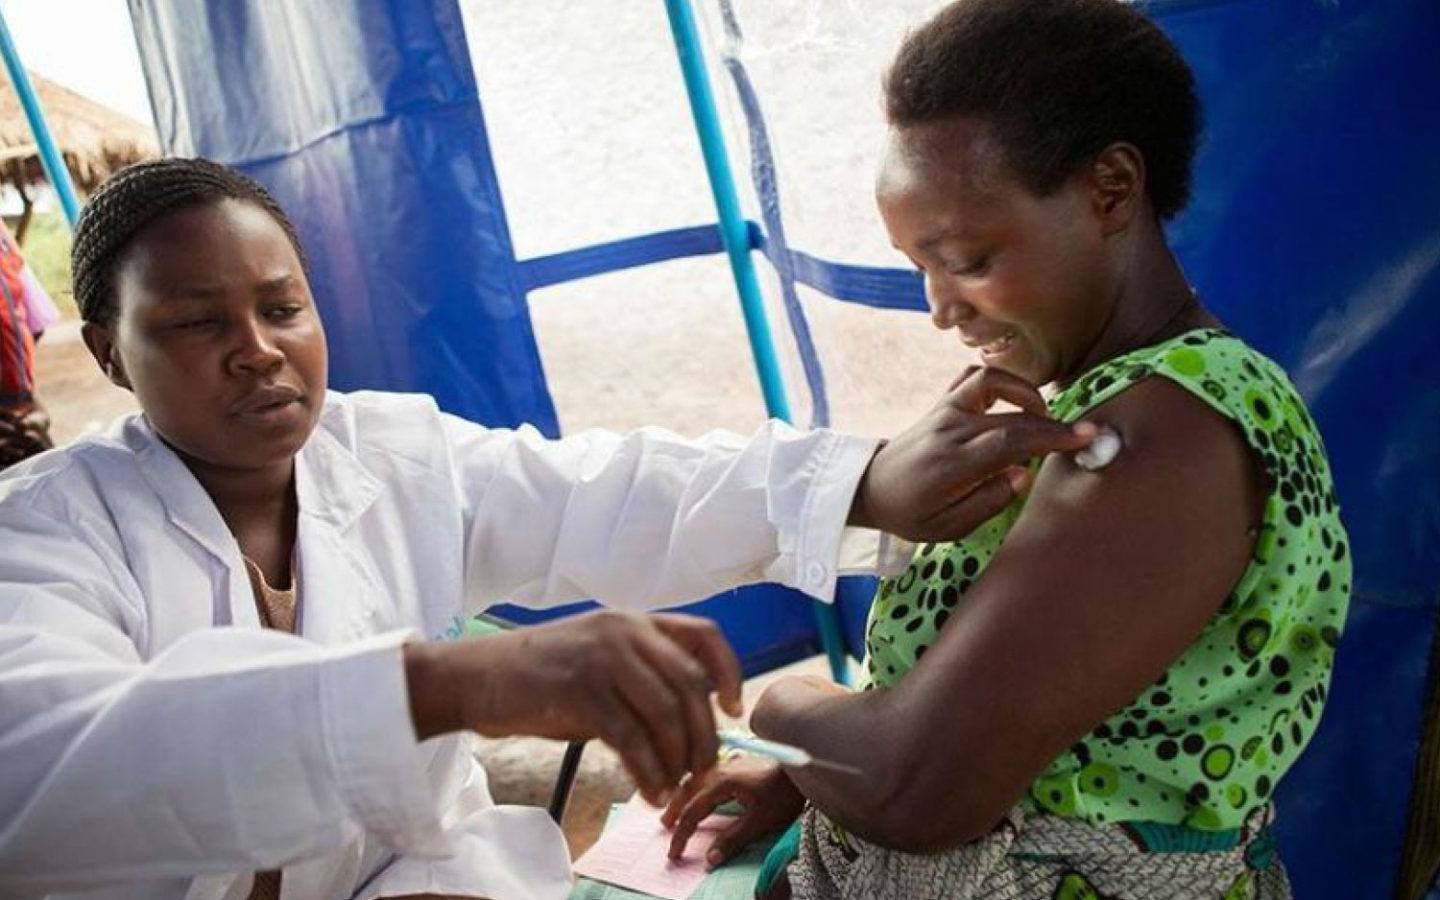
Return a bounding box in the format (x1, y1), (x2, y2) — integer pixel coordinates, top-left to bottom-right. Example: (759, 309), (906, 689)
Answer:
(868, 766), (1015, 852)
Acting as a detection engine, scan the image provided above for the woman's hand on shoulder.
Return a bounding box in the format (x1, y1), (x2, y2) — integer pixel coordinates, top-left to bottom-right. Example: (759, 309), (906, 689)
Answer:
(852, 366), (1097, 541)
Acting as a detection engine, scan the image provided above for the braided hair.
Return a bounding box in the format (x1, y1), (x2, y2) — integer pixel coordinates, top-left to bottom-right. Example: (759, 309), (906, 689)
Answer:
(71, 157), (307, 325)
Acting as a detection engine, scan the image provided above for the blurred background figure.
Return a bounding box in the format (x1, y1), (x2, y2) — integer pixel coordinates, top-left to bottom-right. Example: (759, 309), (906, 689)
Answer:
(0, 218), (55, 469)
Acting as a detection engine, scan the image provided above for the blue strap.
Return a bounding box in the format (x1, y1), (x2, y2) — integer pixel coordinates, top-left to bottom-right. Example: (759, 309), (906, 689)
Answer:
(514, 219), (928, 315)
(747, 223), (928, 313)
(515, 224), (726, 292)
(715, 0), (831, 427)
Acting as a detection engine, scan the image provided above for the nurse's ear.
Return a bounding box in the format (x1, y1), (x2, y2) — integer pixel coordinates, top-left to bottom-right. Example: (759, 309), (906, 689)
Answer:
(81, 322), (131, 391)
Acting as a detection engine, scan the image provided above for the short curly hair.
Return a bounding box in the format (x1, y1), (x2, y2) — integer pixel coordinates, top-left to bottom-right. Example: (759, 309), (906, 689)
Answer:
(71, 157), (306, 325)
(883, 0), (1201, 220)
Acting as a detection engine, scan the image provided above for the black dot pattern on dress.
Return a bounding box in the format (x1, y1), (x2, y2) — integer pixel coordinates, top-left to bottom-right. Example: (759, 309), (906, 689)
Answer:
(859, 329), (1351, 833)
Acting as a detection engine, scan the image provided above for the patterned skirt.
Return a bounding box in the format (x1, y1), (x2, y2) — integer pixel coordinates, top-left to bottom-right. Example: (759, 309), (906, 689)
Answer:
(788, 805), (1291, 900)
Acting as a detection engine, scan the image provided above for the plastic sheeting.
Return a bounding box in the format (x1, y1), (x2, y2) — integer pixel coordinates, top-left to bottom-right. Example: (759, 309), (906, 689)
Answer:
(128, 0), (559, 434)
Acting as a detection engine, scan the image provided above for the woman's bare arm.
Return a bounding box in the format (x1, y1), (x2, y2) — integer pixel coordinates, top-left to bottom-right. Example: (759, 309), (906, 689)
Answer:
(752, 376), (1265, 850)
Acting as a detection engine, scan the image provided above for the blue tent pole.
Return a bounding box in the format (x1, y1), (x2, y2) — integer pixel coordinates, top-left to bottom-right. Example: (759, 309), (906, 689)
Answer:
(663, 0), (791, 423)
(0, 11), (82, 229)
(664, 0), (850, 684)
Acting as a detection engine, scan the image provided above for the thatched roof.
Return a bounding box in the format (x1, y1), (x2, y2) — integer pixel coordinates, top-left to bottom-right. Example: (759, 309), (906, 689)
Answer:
(0, 70), (156, 196)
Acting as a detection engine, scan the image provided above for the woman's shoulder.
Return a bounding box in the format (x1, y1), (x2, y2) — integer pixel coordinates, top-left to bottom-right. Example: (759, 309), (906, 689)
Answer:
(1055, 330), (1326, 475)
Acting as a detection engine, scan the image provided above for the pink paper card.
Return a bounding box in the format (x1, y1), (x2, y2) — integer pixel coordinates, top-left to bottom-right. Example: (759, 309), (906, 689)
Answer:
(573, 796), (734, 900)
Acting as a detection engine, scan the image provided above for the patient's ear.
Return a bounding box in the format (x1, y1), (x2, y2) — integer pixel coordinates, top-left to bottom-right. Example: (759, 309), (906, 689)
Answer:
(82, 323), (131, 391)
(1088, 142), (1146, 236)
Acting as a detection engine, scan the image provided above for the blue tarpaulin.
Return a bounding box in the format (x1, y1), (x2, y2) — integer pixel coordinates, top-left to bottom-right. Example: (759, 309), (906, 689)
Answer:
(1152, 1), (1440, 895)
(130, 0), (1438, 893)
(129, 0), (559, 434)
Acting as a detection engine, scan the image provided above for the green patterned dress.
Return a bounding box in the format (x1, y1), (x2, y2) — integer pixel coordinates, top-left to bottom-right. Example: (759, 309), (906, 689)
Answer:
(791, 329), (1351, 900)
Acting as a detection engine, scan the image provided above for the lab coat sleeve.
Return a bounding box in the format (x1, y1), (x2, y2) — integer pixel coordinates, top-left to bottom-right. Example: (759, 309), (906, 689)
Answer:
(355, 748), (573, 900)
(0, 498), (449, 894)
(441, 415), (883, 611)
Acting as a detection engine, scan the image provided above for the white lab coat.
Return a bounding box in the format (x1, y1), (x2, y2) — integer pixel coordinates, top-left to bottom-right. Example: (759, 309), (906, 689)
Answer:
(0, 390), (890, 900)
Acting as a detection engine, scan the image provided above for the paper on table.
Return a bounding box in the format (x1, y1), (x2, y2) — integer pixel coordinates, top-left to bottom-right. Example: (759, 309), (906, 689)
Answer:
(572, 796), (734, 900)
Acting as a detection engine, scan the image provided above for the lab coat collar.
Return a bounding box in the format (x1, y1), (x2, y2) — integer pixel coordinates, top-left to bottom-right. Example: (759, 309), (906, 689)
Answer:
(124, 412), (387, 637)
(123, 409), (385, 549)
(125, 415), (236, 565)
(294, 416), (384, 534)
(294, 419), (389, 645)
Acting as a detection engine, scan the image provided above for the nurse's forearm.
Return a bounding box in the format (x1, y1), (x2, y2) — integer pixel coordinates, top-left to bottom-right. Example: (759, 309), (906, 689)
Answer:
(403, 639), (460, 739)
(455, 421), (876, 610)
(402, 609), (744, 806)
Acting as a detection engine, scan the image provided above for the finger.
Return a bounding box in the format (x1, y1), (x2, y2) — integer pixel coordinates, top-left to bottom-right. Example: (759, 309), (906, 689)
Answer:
(945, 363), (982, 393)
(608, 647), (691, 789)
(652, 614), (745, 719)
(631, 623), (721, 778)
(706, 816), (775, 869)
(660, 770), (709, 829)
(667, 779), (737, 859)
(950, 367), (1049, 416)
(597, 685), (675, 803)
(924, 470), (1024, 541)
(951, 413), (1096, 476)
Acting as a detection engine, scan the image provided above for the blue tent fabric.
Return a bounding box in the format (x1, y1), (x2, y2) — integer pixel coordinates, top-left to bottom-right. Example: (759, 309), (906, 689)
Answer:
(1153, 0), (1440, 610)
(128, 0), (559, 434)
(490, 587), (830, 682)
(1147, 0), (1440, 893)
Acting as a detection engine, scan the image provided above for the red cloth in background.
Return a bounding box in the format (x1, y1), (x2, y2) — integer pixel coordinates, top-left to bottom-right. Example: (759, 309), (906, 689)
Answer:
(0, 225), (35, 404)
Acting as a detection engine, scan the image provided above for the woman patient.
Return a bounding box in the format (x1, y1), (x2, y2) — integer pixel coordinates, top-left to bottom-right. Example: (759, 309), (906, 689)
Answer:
(664, 1), (1350, 897)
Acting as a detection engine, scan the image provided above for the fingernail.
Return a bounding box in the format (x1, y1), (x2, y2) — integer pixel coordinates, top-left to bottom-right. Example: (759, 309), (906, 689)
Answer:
(1006, 468), (1028, 493)
(1073, 421), (1099, 438)
(707, 849), (722, 867)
